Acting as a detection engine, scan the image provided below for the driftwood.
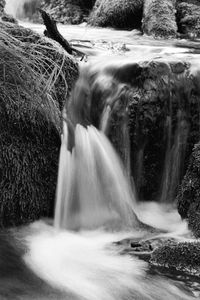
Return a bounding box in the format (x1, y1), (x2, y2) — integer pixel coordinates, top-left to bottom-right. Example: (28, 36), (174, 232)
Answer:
(39, 9), (86, 58)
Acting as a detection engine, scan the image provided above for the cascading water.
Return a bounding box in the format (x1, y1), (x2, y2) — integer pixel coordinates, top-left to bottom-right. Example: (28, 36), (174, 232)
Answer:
(54, 121), (138, 231)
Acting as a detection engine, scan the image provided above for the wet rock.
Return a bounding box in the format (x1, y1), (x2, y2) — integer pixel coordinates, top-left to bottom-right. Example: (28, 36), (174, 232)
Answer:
(142, 0), (177, 38)
(0, 22), (78, 227)
(151, 241), (200, 277)
(176, 1), (200, 37)
(88, 0), (143, 29)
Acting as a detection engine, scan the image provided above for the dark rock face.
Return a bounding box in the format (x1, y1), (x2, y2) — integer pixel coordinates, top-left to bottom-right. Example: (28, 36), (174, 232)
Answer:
(88, 0), (143, 29)
(41, 0), (94, 24)
(177, 143), (200, 237)
(151, 241), (200, 277)
(176, 1), (200, 37)
(142, 0), (177, 38)
(0, 22), (78, 227)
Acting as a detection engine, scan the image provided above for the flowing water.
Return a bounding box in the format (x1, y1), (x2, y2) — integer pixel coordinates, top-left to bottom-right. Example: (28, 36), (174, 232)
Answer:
(2, 4), (200, 298)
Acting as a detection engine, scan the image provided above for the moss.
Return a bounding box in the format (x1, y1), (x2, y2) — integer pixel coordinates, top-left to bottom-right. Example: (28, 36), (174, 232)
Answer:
(151, 241), (200, 277)
(142, 0), (177, 38)
(176, 2), (200, 37)
(88, 0), (143, 29)
(0, 23), (78, 227)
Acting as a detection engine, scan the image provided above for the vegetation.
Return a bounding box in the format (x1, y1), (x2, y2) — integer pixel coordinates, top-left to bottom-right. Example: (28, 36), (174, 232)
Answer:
(0, 22), (78, 226)
(88, 0), (143, 29)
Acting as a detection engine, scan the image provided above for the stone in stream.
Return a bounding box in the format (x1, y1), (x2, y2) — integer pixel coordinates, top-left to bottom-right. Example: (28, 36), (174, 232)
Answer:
(142, 0), (178, 38)
(0, 21), (78, 227)
(176, 0), (200, 38)
(150, 241), (200, 278)
(40, 0), (95, 25)
(88, 0), (143, 29)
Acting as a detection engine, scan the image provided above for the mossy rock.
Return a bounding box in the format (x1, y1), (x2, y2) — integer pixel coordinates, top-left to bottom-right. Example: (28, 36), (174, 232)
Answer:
(176, 2), (200, 37)
(0, 23), (78, 227)
(151, 241), (200, 277)
(142, 0), (177, 38)
(88, 0), (143, 29)
(41, 0), (93, 24)
(177, 142), (200, 237)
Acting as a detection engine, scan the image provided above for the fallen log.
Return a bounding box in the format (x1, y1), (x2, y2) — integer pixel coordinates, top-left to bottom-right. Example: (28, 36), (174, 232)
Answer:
(39, 9), (86, 58)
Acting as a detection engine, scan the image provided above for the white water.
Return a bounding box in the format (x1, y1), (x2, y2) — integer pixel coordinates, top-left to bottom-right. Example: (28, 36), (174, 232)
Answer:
(24, 220), (194, 300)
(55, 123), (138, 231)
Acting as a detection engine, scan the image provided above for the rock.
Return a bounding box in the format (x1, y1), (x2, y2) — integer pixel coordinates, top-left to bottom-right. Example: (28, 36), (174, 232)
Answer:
(40, 0), (94, 25)
(177, 142), (200, 237)
(176, 1), (200, 37)
(142, 0), (177, 38)
(0, 22), (78, 227)
(88, 0), (143, 29)
(151, 241), (200, 277)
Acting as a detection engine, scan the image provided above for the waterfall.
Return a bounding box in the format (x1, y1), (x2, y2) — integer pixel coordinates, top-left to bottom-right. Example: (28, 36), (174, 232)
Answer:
(54, 122), (138, 231)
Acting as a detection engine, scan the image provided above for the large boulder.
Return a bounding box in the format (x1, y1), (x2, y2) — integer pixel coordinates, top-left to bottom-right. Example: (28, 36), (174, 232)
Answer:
(0, 22), (78, 227)
(142, 0), (177, 38)
(88, 0), (144, 29)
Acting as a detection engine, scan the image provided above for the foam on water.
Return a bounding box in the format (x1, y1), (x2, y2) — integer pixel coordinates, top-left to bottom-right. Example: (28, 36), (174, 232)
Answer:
(24, 222), (194, 300)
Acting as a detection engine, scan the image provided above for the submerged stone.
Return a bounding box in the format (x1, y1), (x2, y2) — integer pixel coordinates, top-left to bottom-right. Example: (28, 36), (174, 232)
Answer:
(151, 241), (200, 277)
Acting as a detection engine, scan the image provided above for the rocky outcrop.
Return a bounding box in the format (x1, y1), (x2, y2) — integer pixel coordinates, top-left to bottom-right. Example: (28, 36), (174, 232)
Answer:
(0, 22), (78, 227)
(142, 0), (177, 38)
(88, 0), (143, 29)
